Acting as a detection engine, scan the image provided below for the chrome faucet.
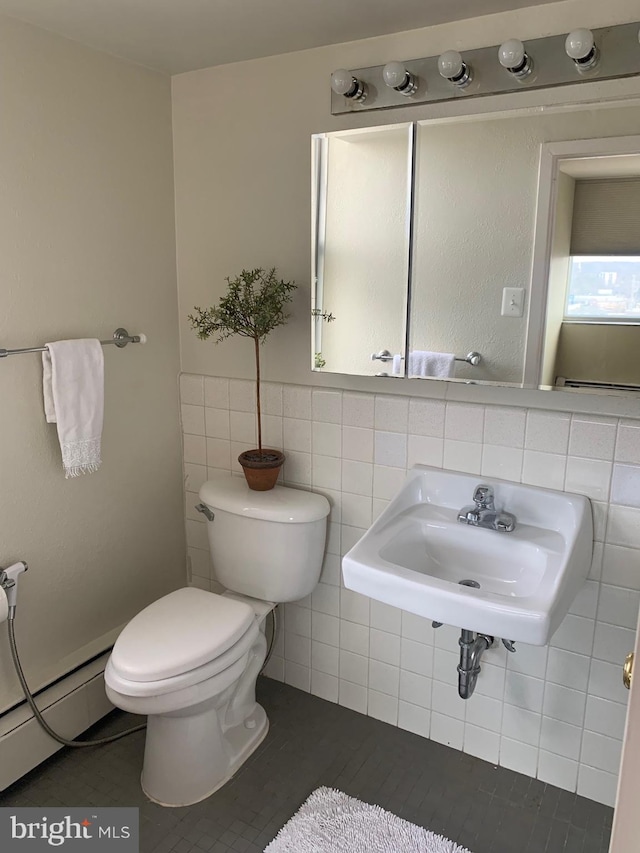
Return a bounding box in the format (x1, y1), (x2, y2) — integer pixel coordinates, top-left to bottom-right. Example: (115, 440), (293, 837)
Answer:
(457, 484), (516, 533)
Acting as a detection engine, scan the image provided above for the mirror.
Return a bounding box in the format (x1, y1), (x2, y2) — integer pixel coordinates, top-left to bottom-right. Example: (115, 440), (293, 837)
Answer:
(311, 123), (412, 376)
(312, 101), (640, 393)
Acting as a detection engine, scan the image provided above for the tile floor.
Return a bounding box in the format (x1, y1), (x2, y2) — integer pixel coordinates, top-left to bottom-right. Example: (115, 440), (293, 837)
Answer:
(0, 679), (612, 853)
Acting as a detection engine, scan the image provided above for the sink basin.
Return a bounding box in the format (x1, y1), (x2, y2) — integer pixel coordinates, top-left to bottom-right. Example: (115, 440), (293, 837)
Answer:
(342, 465), (593, 645)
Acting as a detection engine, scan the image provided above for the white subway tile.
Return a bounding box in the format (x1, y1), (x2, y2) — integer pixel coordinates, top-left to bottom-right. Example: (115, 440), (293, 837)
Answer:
(568, 580), (599, 620)
(577, 765), (618, 808)
(342, 426), (374, 462)
(545, 648), (590, 693)
(342, 460), (373, 497)
(407, 434), (444, 468)
(399, 670), (432, 709)
(183, 434), (206, 466)
(374, 431), (407, 468)
(538, 751), (578, 792)
(284, 661), (310, 692)
(229, 379), (255, 413)
(311, 641), (339, 676)
(584, 695), (628, 739)
(483, 406), (526, 448)
(612, 463), (640, 508)
(402, 611), (436, 644)
(398, 702), (431, 737)
(464, 692), (503, 733)
(597, 585), (640, 629)
(180, 374), (204, 406)
(371, 600), (402, 635)
(525, 410), (571, 454)
(475, 663), (506, 701)
(206, 438), (231, 470)
(205, 407), (230, 439)
(339, 680), (367, 713)
(369, 629), (401, 666)
(320, 553), (341, 587)
(204, 376), (229, 409)
(229, 410), (256, 444)
(284, 632), (311, 667)
(311, 612), (340, 647)
(602, 544), (640, 590)
(312, 455), (341, 490)
(283, 385), (311, 420)
(369, 660), (400, 697)
(311, 671), (339, 703)
(373, 465), (406, 501)
(342, 393), (374, 429)
(615, 422), (640, 465)
(504, 671), (545, 714)
(430, 713), (464, 749)
(607, 504), (640, 548)
(443, 439), (482, 474)
(312, 389), (342, 424)
(588, 659), (630, 705)
(581, 730), (622, 775)
(284, 450), (311, 485)
(284, 603), (311, 637)
(432, 681), (465, 721)
(184, 462), (208, 493)
(481, 445), (523, 481)
(464, 725), (500, 764)
(400, 638), (434, 677)
(340, 621), (369, 657)
(522, 450), (566, 490)
(593, 621), (636, 665)
(565, 457), (612, 502)
(312, 583), (340, 617)
(408, 398), (446, 438)
(500, 737), (537, 777)
(569, 417), (617, 461)
(501, 704), (541, 747)
(543, 682), (586, 727)
(283, 418), (311, 452)
(339, 650), (368, 686)
(262, 655), (284, 682)
(375, 395), (409, 433)
(549, 614), (595, 655)
(340, 589), (370, 625)
(312, 421), (341, 457)
(445, 403), (485, 443)
(368, 689), (398, 725)
(340, 493), (372, 529)
(433, 648), (459, 686)
(506, 643), (548, 680)
(540, 716), (583, 761)
(262, 382), (283, 416)
(181, 404), (205, 436)
(340, 525), (366, 555)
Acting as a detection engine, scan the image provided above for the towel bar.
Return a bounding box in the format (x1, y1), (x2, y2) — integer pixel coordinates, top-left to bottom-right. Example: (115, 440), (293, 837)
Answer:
(0, 328), (145, 359)
(371, 350), (482, 366)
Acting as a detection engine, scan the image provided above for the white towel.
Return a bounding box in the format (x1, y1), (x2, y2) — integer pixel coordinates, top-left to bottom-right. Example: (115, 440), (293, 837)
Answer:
(409, 350), (455, 378)
(42, 339), (104, 478)
(391, 354), (403, 376)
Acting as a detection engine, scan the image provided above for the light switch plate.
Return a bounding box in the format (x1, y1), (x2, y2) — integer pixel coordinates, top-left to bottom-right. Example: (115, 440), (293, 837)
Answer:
(501, 287), (525, 318)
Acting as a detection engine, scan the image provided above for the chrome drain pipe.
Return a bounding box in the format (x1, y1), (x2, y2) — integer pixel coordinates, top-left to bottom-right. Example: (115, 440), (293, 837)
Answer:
(457, 629), (494, 699)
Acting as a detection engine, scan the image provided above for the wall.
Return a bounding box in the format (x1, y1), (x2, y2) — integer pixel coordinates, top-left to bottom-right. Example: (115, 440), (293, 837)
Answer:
(181, 373), (638, 808)
(172, 0), (640, 811)
(0, 16), (184, 714)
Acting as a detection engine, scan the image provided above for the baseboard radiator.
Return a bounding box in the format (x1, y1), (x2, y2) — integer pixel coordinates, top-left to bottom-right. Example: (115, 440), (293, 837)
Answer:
(0, 653), (115, 791)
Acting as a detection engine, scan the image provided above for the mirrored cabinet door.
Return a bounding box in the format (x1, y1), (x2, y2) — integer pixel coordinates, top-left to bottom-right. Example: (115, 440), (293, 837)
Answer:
(311, 123), (413, 377)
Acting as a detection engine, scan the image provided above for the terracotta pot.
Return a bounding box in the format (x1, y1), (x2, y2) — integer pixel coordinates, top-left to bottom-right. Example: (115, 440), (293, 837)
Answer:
(238, 449), (285, 491)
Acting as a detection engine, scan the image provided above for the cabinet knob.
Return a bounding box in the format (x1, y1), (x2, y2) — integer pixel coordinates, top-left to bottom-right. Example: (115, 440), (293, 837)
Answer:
(623, 652), (634, 690)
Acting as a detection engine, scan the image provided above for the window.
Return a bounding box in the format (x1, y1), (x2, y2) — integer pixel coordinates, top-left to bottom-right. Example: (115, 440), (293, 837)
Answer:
(566, 255), (640, 319)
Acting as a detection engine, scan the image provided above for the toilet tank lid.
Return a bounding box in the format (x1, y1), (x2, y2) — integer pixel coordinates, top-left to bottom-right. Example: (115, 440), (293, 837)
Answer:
(199, 476), (330, 523)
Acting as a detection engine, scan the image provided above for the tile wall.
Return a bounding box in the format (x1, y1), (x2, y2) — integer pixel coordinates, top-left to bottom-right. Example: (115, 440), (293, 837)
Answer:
(179, 373), (640, 807)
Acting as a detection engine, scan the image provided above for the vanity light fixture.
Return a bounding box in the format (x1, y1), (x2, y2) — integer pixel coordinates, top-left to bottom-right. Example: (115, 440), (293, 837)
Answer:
(330, 68), (367, 102)
(565, 28), (599, 72)
(382, 61), (419, 95)
(438, 50), (473, 87)
(498, 38), (533, 79)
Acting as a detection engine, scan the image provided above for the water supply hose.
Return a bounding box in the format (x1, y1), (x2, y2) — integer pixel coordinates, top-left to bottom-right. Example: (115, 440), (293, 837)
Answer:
(6, 614), (145, 749)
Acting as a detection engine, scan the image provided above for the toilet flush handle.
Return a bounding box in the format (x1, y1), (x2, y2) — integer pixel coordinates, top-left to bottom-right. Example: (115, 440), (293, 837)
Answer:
(195, 503), (215, 522)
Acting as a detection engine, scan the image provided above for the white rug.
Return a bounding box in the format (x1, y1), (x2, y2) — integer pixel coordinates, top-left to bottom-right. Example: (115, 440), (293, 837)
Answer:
(264, 787), (473, 853)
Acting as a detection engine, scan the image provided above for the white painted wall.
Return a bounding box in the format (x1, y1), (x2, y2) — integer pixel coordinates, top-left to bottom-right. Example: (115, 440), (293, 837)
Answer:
(0, 16), (184, 714)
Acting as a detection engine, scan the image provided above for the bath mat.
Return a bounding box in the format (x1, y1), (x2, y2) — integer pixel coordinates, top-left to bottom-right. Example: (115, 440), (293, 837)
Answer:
(264, 787), (473, 852)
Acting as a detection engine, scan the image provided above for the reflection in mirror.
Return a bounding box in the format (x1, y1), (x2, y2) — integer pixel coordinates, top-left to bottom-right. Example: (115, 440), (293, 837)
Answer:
(411, 104), (640, 389)
(311, 123), (412, 376)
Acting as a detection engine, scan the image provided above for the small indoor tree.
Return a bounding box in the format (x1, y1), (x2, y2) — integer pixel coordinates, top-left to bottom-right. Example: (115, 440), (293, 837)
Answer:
(189, 267), (296, 490)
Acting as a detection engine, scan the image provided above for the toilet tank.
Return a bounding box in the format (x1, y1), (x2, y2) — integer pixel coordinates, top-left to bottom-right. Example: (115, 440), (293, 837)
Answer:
(199, 476), (330, 602)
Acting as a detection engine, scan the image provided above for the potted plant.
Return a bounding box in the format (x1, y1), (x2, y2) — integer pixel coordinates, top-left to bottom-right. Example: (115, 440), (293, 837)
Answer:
(189, 267), (296, 491)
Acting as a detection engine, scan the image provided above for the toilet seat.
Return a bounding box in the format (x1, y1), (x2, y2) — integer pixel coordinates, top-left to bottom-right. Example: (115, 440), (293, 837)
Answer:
(106, 588), (259, 699)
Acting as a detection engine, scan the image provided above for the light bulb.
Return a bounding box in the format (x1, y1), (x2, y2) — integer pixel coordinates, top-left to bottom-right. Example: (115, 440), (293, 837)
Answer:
(438, 50), (472, 87)
(382, 61), (418, 95)
(565, 28), (599, 70)
(498, 38), (533, 78)
(330, 69), (367, 101)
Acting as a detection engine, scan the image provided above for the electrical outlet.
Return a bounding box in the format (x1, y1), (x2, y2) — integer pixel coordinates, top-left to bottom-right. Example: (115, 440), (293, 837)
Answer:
(501, 287), (525, 318)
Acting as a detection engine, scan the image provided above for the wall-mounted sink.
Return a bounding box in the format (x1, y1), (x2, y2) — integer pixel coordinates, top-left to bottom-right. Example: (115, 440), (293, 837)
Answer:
(342, 465), (593, 645)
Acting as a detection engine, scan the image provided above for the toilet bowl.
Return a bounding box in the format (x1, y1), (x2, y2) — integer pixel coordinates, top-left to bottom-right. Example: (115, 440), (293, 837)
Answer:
(105, 477), (330, 806)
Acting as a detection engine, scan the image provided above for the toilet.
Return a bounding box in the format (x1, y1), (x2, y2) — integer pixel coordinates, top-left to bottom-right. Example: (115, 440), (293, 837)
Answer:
(104, 475), (330, 807)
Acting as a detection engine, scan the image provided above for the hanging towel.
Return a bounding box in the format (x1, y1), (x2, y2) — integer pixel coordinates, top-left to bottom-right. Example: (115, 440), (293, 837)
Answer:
(391, 354), (403, 376)
(42, 339), (104, 478)
(409, 350), (456, 378)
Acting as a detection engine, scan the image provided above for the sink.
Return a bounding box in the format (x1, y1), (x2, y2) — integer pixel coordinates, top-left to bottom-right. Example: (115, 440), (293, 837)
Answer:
(342, 465), (593, 645)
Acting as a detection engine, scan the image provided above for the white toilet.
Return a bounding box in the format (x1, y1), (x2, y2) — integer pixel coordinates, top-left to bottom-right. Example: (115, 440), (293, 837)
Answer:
(104, 476), (330, 807)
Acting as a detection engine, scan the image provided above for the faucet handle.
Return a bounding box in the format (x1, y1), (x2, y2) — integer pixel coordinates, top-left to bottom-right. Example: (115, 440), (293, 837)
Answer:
(473, 484), (494, 509)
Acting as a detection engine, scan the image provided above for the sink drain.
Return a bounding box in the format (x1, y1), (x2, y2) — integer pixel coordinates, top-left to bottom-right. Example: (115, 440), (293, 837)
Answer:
(459, 579), (481, 589)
